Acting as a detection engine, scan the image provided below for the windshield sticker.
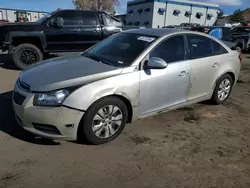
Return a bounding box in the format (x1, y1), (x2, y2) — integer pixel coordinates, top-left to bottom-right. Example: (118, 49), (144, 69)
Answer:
(137, 36), (155, 42)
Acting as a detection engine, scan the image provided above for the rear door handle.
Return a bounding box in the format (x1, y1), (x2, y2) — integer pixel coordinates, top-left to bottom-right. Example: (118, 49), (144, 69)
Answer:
(179, 71), (188, 77)
(212, 62), (219, 68)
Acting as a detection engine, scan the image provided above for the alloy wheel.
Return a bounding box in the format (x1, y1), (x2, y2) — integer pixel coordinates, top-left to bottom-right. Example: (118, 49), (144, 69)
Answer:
(20, 49), (39, 65)
(92, 105), (123, 139)
(218, 78), (231, 101)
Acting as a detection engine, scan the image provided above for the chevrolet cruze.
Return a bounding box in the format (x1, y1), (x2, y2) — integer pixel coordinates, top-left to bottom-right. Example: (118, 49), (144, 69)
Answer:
(13, 29), (241, 144)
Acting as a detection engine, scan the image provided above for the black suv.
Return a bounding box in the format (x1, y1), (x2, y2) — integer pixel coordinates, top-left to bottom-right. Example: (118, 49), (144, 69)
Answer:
(0, 9), (124, 69)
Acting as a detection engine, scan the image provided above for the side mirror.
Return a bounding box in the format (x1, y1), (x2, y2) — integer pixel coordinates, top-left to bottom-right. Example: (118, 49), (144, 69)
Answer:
(56, 17), (64, 28)
(145, 57), (167, 69)
(50, 17), (64, 28)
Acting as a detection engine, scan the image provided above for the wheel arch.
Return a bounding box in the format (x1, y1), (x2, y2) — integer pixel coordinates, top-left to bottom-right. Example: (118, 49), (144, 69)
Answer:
(112, 94), (133, 123)
(212, 71), (236, 92)
(8, 31), (46, 52)
(84, 94), (134, 124)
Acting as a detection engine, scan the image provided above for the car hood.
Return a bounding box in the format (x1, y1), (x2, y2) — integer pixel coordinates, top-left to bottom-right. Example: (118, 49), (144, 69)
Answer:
(19, 54), (123, 92)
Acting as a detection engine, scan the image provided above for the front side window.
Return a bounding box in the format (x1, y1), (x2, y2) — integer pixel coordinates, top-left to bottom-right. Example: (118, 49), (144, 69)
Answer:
(150, 35), (185, 63)
(187, 34), (213, 59)
(83, 33), (157, 67)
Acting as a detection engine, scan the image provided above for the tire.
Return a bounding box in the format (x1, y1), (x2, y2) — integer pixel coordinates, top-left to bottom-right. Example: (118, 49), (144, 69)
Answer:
(78, 96), (128, 145)
(12, 43), (43, 70)
(210, 74), (233, 105)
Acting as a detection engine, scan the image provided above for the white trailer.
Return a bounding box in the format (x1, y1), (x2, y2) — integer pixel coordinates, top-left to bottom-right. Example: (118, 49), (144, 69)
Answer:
(0, 8), (48, 22)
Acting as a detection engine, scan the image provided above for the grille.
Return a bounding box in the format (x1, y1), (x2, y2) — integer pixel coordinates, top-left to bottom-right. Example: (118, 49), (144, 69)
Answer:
(17, 78), (31, 91)
(13, 91), (26, 105)
(32, 123), (62, 135)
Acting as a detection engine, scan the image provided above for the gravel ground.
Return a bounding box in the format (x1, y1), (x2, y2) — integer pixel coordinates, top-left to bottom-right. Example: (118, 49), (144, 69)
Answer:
(0, 53), (250, 188)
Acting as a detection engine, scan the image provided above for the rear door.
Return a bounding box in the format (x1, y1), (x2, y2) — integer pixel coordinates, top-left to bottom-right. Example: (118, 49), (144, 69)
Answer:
(186, 34), (229, 101)
(77, 11), (103, 49)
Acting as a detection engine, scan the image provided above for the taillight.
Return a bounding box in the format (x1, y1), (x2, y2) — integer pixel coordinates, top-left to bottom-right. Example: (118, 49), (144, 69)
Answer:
(238, 53), (242, 62)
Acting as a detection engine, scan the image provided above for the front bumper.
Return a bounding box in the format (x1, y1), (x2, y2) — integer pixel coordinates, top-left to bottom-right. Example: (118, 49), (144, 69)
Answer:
(12, 85), (84, 141)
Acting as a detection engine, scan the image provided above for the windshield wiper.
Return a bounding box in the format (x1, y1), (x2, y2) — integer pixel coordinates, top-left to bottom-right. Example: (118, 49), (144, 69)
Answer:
(82, 53), (113, 66)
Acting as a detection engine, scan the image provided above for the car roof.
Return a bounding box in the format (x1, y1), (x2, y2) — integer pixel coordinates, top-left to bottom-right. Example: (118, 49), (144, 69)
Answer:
(124, 28), (183, 37)
(195, 26), (229, 28)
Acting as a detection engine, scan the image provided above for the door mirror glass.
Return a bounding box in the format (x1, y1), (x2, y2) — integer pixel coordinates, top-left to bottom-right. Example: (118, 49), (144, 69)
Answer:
(50, 17), (64, 28)
(56, 17), (64, 28)
(146, 57), (167, 69)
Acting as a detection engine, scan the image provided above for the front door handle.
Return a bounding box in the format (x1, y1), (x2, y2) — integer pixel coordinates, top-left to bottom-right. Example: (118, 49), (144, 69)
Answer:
(179, 71), (188, 77)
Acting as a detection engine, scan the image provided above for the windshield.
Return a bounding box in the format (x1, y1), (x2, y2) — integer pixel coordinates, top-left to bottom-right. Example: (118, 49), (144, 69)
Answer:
(35, 13), (52, 24)
(83, 33), (157, 67)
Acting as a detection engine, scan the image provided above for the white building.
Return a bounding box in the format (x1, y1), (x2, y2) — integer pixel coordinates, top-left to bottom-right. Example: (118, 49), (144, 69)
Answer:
(126, 0), (219, 28)
(0, 8), (48, 22)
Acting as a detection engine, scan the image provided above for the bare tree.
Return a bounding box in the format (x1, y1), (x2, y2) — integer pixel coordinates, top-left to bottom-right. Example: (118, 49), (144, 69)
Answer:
(73, 0), (119, 12)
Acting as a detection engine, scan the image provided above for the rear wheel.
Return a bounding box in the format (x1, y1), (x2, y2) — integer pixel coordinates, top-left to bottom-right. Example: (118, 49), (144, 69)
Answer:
(78, 96), (128, 145)
(210, 74), (233, 105)
(12, 43), (43, 70)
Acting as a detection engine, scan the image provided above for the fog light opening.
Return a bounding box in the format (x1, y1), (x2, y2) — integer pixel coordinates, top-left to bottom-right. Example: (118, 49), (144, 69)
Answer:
(65, 124), (74, 128)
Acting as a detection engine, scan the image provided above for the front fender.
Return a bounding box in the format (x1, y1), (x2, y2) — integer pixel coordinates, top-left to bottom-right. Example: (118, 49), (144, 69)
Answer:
(63, 71), (140, 121)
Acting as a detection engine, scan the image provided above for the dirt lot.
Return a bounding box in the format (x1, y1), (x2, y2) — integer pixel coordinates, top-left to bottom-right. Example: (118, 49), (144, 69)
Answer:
(0, 53), (250, 188)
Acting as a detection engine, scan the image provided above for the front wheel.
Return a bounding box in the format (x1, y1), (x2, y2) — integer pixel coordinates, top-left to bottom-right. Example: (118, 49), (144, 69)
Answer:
(210, 74), (233, 105)
(78, 96), (128, 145)
(12, 43), (43, 70)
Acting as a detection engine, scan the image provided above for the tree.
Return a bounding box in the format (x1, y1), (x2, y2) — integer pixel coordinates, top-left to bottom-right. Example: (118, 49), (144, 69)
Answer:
(217, 9), (224, 19)
(230, 9), (245, 23)
(73, 0), (119, 12)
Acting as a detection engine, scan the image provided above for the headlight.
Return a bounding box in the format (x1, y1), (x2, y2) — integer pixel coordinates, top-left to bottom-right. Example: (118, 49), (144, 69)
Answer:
(33, 89), (70, 106)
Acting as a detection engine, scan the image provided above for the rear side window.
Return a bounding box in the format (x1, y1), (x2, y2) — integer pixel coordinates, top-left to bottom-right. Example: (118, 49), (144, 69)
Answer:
(57, 11), (97, 26)
(187, 34), (213, 59)
(81, 12), (98, 25)
(150, 35), (185, 63)
(212, 40), (228, 55)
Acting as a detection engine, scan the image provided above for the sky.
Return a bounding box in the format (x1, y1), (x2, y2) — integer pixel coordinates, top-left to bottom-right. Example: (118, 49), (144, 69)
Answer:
(0, 0), (249, 15)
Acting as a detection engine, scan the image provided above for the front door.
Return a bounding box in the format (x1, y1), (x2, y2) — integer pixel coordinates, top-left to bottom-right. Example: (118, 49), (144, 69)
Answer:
(139, 35), (191, 116)
(44, 10), (102, 52)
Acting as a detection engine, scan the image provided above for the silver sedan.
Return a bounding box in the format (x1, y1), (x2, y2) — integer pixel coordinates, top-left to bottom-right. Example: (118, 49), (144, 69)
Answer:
(13, 28), (241, 144)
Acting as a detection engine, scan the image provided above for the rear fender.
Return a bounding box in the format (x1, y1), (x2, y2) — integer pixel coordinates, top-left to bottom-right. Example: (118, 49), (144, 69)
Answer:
(7, 31), (46, 51)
